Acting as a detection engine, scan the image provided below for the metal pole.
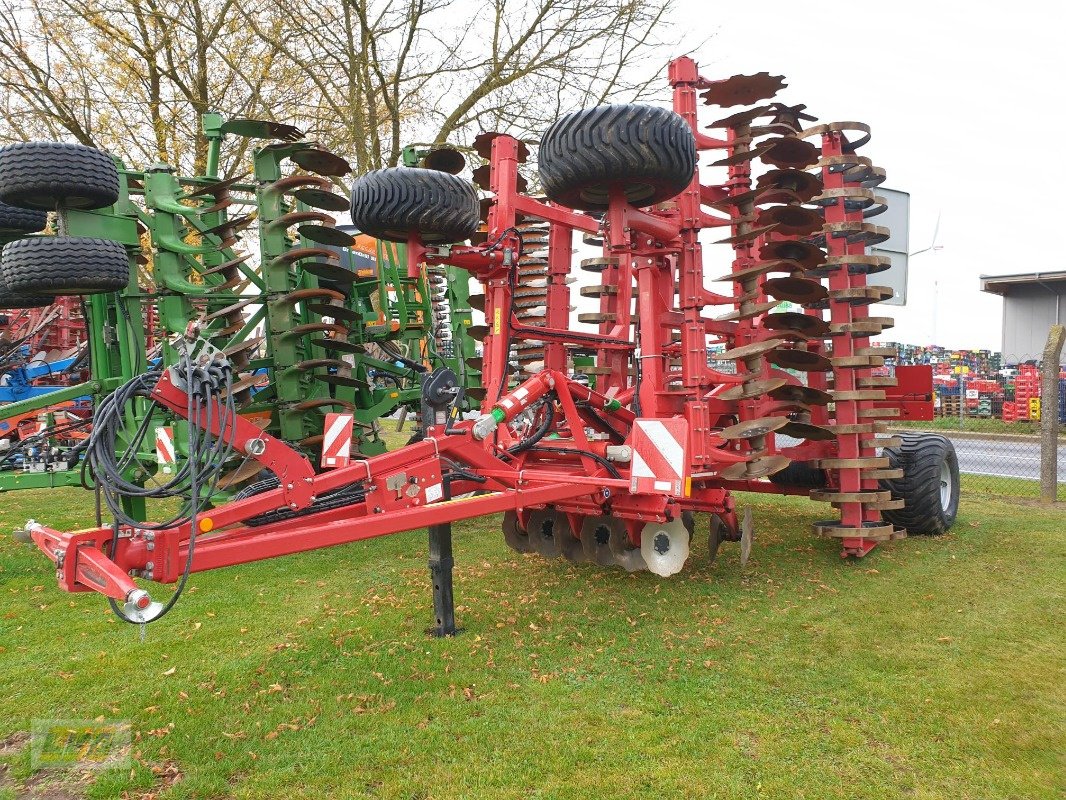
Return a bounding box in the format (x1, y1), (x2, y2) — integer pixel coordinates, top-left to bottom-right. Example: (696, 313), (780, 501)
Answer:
(959, 373), (965, 430)
(1040, 325), (1065, 503)
(427, 480), (458, 636)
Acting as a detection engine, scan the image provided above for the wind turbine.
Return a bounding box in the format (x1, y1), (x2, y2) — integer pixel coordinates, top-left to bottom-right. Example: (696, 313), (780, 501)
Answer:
(910, 212), (943, 343)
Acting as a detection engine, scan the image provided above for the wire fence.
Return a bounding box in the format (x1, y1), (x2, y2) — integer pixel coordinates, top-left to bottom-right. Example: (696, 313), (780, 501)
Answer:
(885, 347), (1064, 501)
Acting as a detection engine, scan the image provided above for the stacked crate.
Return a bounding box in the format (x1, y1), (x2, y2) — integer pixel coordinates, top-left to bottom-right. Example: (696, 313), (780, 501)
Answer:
(967, 377), (999, 417)
(1002, 400), (1018, 422)
(1015, 365), (1041, 420)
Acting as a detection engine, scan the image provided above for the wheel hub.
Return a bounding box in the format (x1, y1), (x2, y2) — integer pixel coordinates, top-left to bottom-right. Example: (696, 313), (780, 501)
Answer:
(653, 532), (671, 555)
(939, 460), (952, 510)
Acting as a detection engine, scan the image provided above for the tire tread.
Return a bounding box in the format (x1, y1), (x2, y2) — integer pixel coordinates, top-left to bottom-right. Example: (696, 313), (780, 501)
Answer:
(538, 104), (696, 210)
(880, 433), (960, 534)
(0, 237), (129, 296)
(0, 142), (120, 210)
(350, 167), (479, 244)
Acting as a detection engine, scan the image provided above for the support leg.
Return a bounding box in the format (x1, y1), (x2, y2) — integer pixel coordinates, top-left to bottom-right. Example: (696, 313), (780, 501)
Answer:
(427, 485), (458, 637)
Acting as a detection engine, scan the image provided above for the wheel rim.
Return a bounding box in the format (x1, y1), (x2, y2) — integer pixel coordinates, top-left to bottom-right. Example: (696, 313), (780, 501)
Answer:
(939, 460), (952, 510)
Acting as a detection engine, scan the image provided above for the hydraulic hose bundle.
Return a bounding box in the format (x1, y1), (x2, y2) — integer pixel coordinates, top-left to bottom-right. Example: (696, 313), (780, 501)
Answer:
(84, 353), (237, 528)
(83, 341), (238, 622)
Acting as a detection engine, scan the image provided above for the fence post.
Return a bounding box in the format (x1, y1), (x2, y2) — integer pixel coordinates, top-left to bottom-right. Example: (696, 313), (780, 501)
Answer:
(1040, 325), (1065, 503)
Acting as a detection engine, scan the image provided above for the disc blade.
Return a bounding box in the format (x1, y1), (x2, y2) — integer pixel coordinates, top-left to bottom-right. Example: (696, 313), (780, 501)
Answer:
(768, 384), (833, 405)
(718, 416), (790, 440)
(740, 508), (753, 567)
(217, 459), (266, 490)
(299, 262), (357, 283)
(290, 148), (352, 177)
(298, 224), (356, 247)
(777, 421), (836, 441)
(716, 377), (788, 401)
(220, 118), (303, 141)
(708, 515), (726, 563)
(309, 337), (365, 354)
(767, 348), (833, 372)
(640, 518), (690, 577)
(701, 73), (786, 107)
(291, 188), (350, 211)
(762, 276), (829, 305)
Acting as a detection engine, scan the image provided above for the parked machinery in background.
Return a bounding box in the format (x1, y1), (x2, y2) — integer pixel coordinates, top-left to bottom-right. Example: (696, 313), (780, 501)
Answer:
(0, 115), (481, 498)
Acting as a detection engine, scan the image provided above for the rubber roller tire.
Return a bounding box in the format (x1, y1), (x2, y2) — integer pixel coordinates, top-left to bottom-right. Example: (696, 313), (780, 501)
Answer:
(0, 268), (52, 308)
(349, 167), (480, 244)
(0, 236), (129, 296)
(880, 433), (960, 534)
(0, 200), (47, 234)
(537, 104), (697, 211)
(0, 141), (120, 210)
(768, 460), (828, 489)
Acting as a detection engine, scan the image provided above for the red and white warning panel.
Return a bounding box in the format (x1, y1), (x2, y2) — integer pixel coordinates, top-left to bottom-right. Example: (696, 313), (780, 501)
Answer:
(629, 418), (690, 497)
(320, 413), (355, 469)
(155, 426), (176, 474)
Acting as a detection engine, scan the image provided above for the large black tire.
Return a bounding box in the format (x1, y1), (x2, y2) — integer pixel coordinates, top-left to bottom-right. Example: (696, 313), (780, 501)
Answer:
(349, 167), (479, 244)
(0, 142), (120, 210)
(537, 104), (697, 210)
(880, 433), (960, 535)
(769, 460), (829, 489)
(0, 200), (47, 234)
(0, 264), (53, 308)
(0, 237), (129, 296)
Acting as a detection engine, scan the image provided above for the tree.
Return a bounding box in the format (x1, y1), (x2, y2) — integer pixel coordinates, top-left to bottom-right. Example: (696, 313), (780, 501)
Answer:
(0, 0), (303, 174)
(0, 0), (680, 175)
(242, 0), (679, 171)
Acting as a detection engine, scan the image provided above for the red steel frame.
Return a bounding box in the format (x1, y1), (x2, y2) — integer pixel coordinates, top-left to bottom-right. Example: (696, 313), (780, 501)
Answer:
(28, 56), (916, 611)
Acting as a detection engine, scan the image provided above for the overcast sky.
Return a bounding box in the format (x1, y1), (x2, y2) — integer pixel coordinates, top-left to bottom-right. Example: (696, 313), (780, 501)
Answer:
(666, 0), (1063, 353)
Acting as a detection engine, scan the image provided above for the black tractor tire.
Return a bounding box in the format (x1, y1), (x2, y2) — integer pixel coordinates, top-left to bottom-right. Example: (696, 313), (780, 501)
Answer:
(0, 266), (53, 308)
(0, 141), (120, 211)
(349, 167), (480, 244)
(880, 433), (960, 535)
(0, 236), (129, 296)
(0, 200), (47, 234)
(768, 460), (829, 489)
(537, 104), (697, 211)
(0, 294), (52, 309)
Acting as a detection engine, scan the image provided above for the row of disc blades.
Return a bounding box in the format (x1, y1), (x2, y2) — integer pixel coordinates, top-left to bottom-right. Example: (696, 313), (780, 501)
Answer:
(698, 74), (903, 541)
(172, 123), (379, 484)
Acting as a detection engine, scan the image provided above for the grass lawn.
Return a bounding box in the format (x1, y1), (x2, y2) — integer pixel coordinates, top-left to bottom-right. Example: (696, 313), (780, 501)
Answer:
(0, 479), (1063, 799)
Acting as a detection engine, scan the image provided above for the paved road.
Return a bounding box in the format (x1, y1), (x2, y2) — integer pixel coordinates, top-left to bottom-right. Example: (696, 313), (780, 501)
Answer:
(942, 434), (1066, 482)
